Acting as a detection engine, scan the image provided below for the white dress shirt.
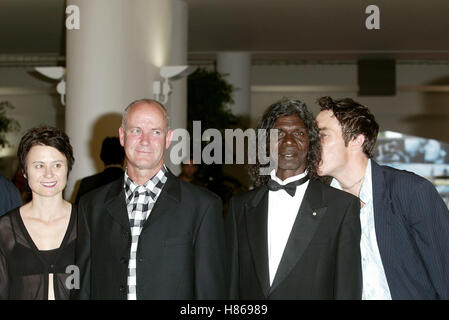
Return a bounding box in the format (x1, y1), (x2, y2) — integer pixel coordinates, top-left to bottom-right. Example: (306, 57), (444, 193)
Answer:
(331, 159), (392, 300)
(267, 169), (309, 286)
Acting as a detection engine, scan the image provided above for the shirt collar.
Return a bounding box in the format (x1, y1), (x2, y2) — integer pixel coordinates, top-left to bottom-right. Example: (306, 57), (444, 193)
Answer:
(359, 159), (372, 205)
(330, 159), (372, 204)
(124, 165), (168, 196)
(270, 169), (308, 186)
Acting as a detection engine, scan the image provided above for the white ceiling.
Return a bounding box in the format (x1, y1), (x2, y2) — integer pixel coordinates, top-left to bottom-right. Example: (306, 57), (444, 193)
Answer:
(1, 0), (448, 62)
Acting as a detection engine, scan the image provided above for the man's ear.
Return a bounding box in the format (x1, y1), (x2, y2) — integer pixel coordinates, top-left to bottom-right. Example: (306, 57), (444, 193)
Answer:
(349, 134), (365, 150)
(118, 126), (125, 147)
(165, 129), (174, 149)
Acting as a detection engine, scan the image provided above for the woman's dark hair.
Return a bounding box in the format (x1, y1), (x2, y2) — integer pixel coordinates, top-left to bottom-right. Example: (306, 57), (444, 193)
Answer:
(18, 126), (75, 176)
(318, 96), (379, 158)
(249, 98), (321, 187)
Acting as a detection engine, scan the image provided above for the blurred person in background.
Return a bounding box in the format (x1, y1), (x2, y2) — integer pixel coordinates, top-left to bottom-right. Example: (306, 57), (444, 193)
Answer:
(75, 136), (124, 203)
(0, 173), (22, 216)
(178, 156), (202, 186)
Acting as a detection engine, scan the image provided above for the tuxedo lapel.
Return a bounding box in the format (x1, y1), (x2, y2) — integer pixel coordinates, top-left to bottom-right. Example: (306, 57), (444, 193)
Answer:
(269, 180), (328, 294)
(245, 186), (271, 297)
(105, 178), (130, 231)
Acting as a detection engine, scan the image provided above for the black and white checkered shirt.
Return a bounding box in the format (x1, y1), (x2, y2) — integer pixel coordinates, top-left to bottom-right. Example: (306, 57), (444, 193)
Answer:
(123, 166), (168, 300)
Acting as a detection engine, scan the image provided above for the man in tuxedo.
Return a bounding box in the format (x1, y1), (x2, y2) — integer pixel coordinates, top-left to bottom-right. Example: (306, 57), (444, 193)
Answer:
(316, 96), (449, 299)
(76, 99), (226, 299)
(75, 136), (125, 203)
(225, 98), (362, 299)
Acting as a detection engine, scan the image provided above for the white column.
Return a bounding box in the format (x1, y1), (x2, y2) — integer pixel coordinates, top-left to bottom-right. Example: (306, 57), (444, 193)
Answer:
(216, 52), (251, 121)
(65, 0), (187, 200)
(164, 0), (188, 176)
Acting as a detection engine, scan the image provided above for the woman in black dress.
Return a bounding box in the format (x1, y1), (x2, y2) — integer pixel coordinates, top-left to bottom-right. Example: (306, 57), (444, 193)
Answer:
(0, 126), (76, 300)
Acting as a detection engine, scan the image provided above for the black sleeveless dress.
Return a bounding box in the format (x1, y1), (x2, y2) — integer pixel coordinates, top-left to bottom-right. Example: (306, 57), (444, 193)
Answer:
(0, 206), (76, 300)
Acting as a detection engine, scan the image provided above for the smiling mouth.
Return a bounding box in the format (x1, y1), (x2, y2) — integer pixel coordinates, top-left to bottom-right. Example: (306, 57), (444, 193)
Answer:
(280, 153), (298, 158)
(41, 182), (57, 188)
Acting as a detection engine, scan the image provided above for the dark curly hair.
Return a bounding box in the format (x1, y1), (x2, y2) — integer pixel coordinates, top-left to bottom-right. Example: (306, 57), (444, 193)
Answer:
(18, 126), (75, 176)
(318, 96), (379, 158)
(249, 98), (321, 187)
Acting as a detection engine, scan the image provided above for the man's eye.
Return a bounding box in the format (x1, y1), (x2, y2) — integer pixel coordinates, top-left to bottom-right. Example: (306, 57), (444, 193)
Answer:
(54, 163), (62, 168)
(35, 164), (43, 169)
(153, 130), (161, 135)
(131, 128), (141, 134)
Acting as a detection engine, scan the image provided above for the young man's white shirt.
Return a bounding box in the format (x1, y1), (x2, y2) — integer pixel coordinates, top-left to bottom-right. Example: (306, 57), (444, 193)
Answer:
(331, 159), (392, 300)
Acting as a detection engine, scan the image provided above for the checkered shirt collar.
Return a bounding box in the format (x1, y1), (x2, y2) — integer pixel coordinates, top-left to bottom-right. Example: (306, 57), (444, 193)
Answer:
(123, 165), (168, 203)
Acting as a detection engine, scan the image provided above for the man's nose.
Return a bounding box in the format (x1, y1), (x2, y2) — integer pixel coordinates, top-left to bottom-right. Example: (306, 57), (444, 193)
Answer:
(140, 132), (152, 145)
(282, 132), (295, 145)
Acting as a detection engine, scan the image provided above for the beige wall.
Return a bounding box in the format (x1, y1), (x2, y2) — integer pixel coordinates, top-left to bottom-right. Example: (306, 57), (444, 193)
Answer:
(2, 62), (449, 181)
(0, 67), (62, 178)
(250, 63), (449, 143)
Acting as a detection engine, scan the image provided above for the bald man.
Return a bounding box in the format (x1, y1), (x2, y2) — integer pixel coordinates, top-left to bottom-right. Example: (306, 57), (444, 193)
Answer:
(75, 99), (226, 300)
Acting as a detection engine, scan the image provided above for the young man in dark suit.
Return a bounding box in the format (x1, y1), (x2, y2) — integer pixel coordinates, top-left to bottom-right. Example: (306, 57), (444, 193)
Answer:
(76, 99), (226, 299)
(316, 96), (449, 299)
(225, 98), (362, 299)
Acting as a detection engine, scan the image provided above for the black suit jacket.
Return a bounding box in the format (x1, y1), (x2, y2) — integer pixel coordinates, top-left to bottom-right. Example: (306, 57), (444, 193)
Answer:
(0, 174), (22, 217)
(75, 167), (124, 203)
(75, 170), (227, 299)
(225, 179), (362, 299)
(371, 161), (449, 299)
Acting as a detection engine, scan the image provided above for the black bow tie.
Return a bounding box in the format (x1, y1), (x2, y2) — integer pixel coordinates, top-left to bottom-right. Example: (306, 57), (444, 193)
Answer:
(267, 175), (309, 197)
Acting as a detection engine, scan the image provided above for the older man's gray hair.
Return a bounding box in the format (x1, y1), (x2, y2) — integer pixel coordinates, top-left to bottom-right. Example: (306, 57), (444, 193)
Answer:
(121, 98), (170, 131)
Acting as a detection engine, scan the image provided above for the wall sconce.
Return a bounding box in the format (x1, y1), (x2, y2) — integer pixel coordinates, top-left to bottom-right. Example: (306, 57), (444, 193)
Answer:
(34, 67), (66, 106)
(153, 65), (196, 104)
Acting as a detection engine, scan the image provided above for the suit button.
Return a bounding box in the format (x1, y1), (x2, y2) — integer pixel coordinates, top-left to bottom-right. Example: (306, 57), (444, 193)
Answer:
(119, 285), (126, 292)
(120, 256), (128, 264)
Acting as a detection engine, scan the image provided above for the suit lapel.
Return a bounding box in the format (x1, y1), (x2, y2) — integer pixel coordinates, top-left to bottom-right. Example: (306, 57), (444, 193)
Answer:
(245, 186), (271, 297)
(269, 180), (328, 294)
(142, 171), (181, 231)
(105, 178), (130, 231)
(371, 161), (392, 281)
(105, 171), (181, 233)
